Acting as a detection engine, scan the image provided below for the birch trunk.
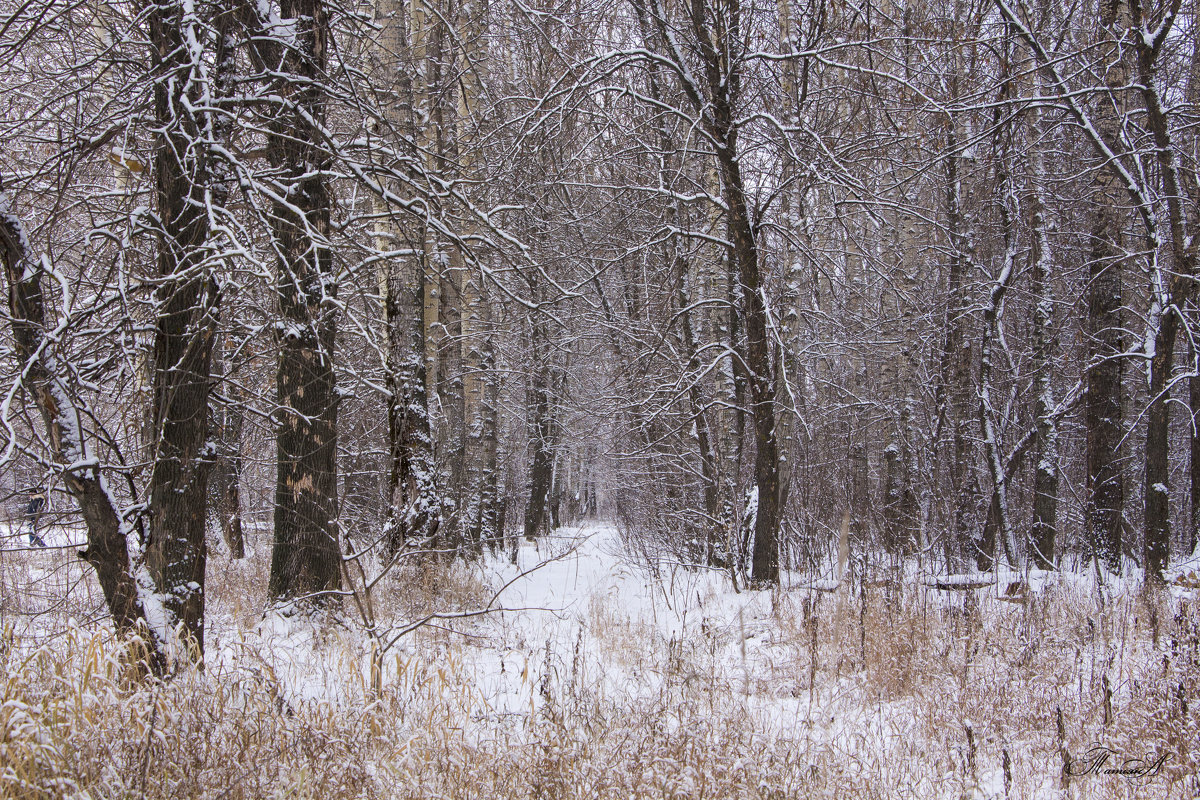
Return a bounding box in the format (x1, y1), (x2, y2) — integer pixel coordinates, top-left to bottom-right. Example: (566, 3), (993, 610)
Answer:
(372, 0), (441, 556)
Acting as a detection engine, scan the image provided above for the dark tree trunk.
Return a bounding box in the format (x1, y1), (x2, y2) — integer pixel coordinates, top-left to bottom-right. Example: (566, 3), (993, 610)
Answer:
(524, 323), (557, 540)
(939, 123), (978, 569)
(1085, 210), (1126, 574)
(671, 0), (779, 584)
(725, 160), (779, 586)
(248, 0), (342, 602)
(1083, 0), (1130, 577)
(1143, 316), (1177, 582)
(145, 0), (222, 651)
(1, 181), (167, 675)
(1135, 29), (1197, 585)
(883, 443), (917, 555)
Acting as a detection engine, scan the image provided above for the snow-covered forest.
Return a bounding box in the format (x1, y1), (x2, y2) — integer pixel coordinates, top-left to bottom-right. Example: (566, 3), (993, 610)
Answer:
(0, 0), (1198, 793)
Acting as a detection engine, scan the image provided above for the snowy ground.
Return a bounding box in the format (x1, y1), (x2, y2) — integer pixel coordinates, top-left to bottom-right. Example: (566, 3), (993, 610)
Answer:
(1, 521), (1197, 798)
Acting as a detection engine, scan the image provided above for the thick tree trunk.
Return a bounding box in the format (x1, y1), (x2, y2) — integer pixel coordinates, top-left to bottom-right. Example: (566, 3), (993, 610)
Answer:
(144, 0), (221, 651)
(1136, 32), (1197, 584)
(725, 162), (780, 586)
(1085, 214), (1126, 575)
(249, 0), (342, 602)
(1144, 322), (1176, 580)
(1083, 0), (1131, 576)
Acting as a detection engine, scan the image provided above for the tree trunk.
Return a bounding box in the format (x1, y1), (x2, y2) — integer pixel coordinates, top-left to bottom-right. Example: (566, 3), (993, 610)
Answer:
(381, 263), (441, 556)
(248, 0), (342, 602)
(1029, 161), (1059, 570)
(371, 0), (442, 559)
(1135, 24), (1197, 584)
(474, 325), (502, 548)
(661, 0), (779, 584)
(1, 181), (167, 675)
(211, 334), (246, 560)
(940, 120), (978, 570)
(978, 129), (1018, 570)
(144, 0), (225, 651)
(1080, 0), (1133, 576)
(1191, 339), (1200, 559)
(523, 322), (557, 540)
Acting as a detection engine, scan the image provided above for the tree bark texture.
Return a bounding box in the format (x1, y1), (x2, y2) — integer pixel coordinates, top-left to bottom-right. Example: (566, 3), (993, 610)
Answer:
(145, 0), (221, 651)
(250, 0), (343, 601)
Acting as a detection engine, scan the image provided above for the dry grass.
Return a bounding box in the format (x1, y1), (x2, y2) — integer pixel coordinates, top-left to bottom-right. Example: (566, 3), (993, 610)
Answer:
(0, 538), (1196, 799)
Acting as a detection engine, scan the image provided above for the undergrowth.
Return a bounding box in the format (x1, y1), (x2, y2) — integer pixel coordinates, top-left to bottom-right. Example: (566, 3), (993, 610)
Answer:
(0, 538), (1196, 799)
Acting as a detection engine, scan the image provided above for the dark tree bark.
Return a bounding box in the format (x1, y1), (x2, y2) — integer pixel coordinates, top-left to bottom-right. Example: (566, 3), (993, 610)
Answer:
(939, 122), (979, 570)
(208, 7), (244, 563)
(1142, 313), (1177, 583)
(248, 0), (343, 602)
(883, 439), (918, 555)
(523, 322), (558, 540)
(1134, 25), (1197, 584)
(648, 0), (780, 584)
(1085, 212), (1126, 575)
(144, 0), (223, 652)
(1084, 0), (1130, 575)
(1, 180), (167, 675)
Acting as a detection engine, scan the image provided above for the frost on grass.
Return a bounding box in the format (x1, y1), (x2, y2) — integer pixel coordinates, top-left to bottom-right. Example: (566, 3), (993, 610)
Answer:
(0, 523), (1197, 799)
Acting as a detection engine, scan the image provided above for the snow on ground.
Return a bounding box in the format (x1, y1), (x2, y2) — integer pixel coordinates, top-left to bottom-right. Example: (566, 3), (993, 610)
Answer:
(2, 520), (1194, 796)
(473, 524), (754, 717)
(224, 522), (838, 743)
